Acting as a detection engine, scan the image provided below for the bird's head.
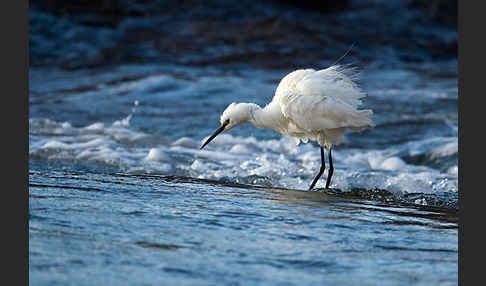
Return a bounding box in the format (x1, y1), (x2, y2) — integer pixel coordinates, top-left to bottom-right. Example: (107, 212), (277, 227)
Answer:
(200, 102), (256, 149)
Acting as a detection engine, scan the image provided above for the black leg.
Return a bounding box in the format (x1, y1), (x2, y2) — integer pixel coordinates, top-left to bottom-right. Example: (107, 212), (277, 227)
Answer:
(325, 147), (333, 189)
(308, 147), (325, 190)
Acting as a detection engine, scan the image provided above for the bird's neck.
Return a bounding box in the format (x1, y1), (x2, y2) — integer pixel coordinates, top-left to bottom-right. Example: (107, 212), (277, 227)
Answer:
(249, 102), (283, 130)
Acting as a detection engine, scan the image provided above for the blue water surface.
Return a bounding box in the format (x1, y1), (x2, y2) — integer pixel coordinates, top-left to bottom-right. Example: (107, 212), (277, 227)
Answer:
(29, 155), (457, 286)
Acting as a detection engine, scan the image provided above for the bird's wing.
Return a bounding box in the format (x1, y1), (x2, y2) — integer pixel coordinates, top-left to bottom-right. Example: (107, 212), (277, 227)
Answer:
(276, 66), (373, 131)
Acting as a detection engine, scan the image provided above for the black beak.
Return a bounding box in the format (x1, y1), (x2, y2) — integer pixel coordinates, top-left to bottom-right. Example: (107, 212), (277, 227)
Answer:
(200, 122), (228, 149)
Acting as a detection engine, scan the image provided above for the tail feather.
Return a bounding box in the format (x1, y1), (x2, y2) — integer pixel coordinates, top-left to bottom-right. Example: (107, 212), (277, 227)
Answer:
(349, 109), (374, 131)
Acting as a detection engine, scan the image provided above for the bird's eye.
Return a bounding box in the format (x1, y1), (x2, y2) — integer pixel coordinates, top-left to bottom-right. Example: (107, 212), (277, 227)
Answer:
(224, 119), (230, 125)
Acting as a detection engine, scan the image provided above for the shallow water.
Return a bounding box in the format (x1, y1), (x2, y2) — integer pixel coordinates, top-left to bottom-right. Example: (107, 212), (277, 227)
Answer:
(29, 56), (458, 284)
(29, 0), (458, 283)
(30, 159), (457, 285)
(29, 61), (458, 196)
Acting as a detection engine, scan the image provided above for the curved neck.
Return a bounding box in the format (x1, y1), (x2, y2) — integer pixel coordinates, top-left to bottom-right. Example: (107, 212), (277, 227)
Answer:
(250, 102), (283, 130)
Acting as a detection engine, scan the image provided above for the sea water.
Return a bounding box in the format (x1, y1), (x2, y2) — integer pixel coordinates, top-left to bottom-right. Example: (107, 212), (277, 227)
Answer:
(29, 60), (458, 285)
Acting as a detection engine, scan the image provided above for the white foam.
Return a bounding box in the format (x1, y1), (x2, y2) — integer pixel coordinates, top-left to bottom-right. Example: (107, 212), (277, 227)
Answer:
(415, 198), (427, 205)
(200, 133), (256, 149)
(29, 118), (76, 135)
(368, 155), (406, 171)
(172, 137), (199, 149)
(145, 148), (169, 162)
(42, 140), (72, 149)
(84, 122), (105, 130)
(447, 165), (458, 176)
(74, 138), (108, 149)
(112, 114), (132, 127)
(380, 157), (407, 171)
(229, 144), (253, 154)
(30, 117), (458, 194)
(30, 117), (160, 173)
(430, 141), (458, 158)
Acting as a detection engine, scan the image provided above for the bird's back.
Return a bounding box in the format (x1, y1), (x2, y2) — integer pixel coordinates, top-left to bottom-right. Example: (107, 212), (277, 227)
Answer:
(271, 65), (374, 147)
(273, 69), (316, 107)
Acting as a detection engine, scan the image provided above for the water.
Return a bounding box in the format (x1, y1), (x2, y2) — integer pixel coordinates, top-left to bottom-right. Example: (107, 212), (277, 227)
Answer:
(29, 62), (458, 196)
(30, 159), (457, 285)
(29, 1), (457, 283)
(29, 60), (458, 285)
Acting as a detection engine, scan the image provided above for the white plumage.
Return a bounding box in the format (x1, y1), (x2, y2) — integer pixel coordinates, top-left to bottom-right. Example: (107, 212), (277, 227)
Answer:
(274, 65), (374, 147)
(201, 65), (374, 190)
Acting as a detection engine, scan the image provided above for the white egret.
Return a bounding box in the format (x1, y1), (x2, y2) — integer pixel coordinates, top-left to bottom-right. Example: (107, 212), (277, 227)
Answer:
(200, 65), (374, 190)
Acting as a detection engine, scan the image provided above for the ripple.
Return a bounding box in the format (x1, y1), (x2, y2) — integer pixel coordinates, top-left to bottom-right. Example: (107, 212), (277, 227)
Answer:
(135, 241), (185, 250)
(375, 245), (457, 253)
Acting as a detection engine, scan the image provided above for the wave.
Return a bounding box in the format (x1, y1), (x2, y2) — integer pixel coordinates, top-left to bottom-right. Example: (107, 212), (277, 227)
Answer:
(29, 117), (457, 195)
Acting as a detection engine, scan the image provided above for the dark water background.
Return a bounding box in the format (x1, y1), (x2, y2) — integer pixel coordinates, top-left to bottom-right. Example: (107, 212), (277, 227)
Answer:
(29, 0), (458, 285)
